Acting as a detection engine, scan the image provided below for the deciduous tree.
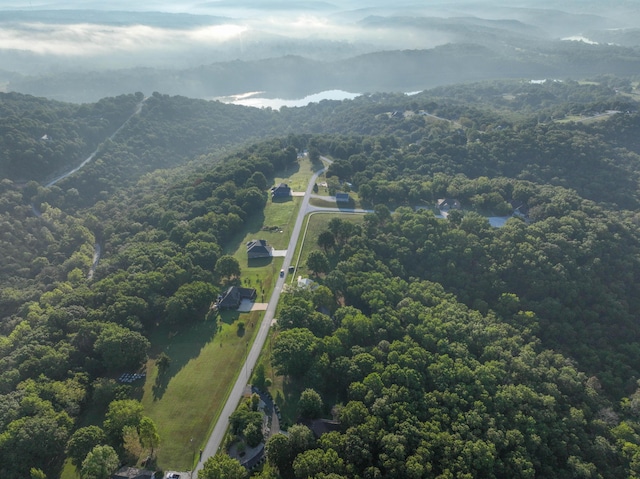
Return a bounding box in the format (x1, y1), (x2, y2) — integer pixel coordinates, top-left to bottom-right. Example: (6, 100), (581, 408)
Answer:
(298, 388), (323, 419)
(103, 399), (144, 444)
(67, 425), (107, 468)
(81, 445), (119, 479)
(272, 328), (319, 378)
(215, 255), (241, 280)
(94, 324), (150, 372)
(138, 417), (160, 456)
(306, 250), (329, 276)
(200, 454), (247, 479)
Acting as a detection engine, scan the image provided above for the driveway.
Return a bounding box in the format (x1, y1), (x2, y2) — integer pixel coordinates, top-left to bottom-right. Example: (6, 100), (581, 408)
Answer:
(194, 160), (330, 477)
(237, 301), (269, 312)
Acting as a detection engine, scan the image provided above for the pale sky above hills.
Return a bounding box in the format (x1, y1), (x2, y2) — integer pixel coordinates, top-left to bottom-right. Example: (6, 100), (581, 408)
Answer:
(0, 0), (636, 71)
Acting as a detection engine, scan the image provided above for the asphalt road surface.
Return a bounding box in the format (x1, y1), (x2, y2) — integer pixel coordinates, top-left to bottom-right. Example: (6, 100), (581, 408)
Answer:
(194, 161), (330, 476)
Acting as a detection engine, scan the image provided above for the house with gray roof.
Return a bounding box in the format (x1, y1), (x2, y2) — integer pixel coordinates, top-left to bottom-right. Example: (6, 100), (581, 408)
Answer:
(271, 183), (291, 199)
(336, 192), (350, 204)
(216, 286), (257, 310)
(247, 239), (273, 259)
(437, 198), (461, 212)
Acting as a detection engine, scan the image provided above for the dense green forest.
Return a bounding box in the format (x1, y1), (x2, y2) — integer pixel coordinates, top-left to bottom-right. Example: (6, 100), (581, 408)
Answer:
(2, 79), (640, 478)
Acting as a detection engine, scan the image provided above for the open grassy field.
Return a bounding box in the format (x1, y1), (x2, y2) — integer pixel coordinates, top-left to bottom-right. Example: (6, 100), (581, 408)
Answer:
(279, 154), (320, 193)
(556, 111), (621, 124)
(142, 310), (261, 470)
(137, 156), (320, 470)
(308, 194), (362, 209)
(60, 459), (77, 479)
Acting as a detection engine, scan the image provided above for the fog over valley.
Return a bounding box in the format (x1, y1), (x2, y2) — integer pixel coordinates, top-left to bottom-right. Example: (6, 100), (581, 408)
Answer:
(5, 2), (640, 479)
(2, 0), (640, 102)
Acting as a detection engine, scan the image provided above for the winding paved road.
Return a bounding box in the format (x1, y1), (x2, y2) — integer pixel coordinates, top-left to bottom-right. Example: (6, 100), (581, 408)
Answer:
(195, 159), (332, 475)
(191, 154), (515, 475)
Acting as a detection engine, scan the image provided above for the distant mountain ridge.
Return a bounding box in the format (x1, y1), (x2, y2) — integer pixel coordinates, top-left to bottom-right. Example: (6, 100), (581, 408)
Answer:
(7, 42), (640, 103)
(1, 3), (640, 102)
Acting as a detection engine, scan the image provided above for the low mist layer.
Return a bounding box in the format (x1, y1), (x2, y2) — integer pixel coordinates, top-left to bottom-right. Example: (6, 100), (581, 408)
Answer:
(1, 0), (639, 102)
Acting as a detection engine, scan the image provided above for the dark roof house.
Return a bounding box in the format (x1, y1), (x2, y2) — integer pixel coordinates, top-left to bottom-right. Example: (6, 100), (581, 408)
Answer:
(216, 286), (257, 310)
(437, 198), (461, 212)
(271, 183), (291, 198)
(112, 467), (154, 479)
(247, 239), (273, 259)
(299, 418), (341, 438)
(336, 192), (350, 204)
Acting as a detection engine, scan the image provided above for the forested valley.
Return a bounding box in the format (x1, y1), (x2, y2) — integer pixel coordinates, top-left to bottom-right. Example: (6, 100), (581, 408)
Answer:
(2, 78), (640, 478)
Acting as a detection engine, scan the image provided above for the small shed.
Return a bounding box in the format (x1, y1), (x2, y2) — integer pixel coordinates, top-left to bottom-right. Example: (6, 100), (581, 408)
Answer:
(297, 276), (317, 290)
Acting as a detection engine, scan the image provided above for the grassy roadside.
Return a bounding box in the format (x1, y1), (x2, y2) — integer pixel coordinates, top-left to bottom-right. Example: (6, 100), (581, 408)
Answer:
(260, 212), (366, 426)
(139, 156), (319, 469)
(142, 312), (260, 470)
(288, 211), (366, 283)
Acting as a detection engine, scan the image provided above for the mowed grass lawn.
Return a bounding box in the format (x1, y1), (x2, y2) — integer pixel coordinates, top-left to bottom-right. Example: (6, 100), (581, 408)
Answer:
(141, 157), (317, 470)
(142, 311), (260, 470)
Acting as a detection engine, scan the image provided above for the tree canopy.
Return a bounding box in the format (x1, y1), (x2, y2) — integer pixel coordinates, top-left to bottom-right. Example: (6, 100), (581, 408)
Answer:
(2, 78), (640, 478)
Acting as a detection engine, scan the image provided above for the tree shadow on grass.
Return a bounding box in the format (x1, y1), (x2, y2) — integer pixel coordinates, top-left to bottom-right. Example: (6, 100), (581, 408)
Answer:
(219, 310), (240, 325)
(152, 371), (170, 401)
(336, 198), (356, 210)
(310, 157), (324, 171)
(271, 196), (293, 204)
(277, 377), (306, 428)
(222, 210), (266, 255)
(274, 376), (342, 429)
(148, 318), (219, 401)
(248, 257), (273, 268)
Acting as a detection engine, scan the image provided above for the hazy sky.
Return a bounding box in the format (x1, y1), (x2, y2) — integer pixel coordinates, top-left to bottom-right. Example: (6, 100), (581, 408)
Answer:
(0, 1), (459, 63)
(0, 1), (635, 71)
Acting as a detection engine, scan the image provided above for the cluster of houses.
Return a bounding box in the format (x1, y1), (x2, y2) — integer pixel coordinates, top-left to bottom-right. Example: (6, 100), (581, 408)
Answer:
(213, 238), (274, 311)
(271, 181), (350, 205)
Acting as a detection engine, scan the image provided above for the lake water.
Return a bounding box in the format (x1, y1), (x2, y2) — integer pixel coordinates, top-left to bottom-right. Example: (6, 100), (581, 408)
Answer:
(216, 90), (361, 109)
(561, 35), (598, 45)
